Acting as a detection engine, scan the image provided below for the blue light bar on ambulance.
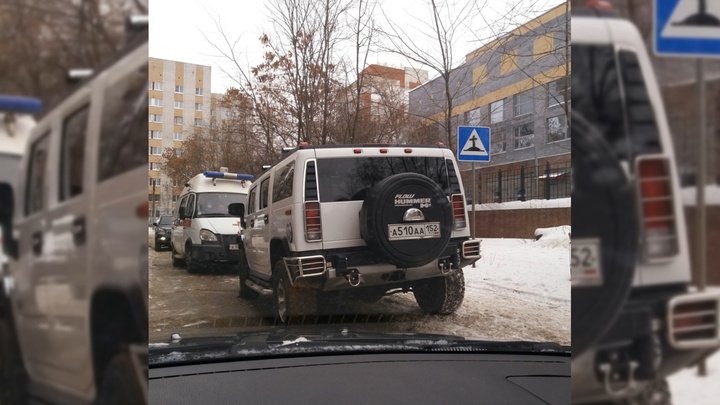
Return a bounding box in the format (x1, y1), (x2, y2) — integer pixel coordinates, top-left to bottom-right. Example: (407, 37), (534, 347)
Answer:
(0, 95), (42, 114)
(203, 171), (255, 181)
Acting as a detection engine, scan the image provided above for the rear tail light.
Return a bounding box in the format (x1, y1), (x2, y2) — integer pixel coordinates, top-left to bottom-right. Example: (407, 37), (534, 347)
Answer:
(304, 202), (322, 241)
(636, 156), (678, 261)
(451, 194), (466, 229)
(668, 292), (720, 349)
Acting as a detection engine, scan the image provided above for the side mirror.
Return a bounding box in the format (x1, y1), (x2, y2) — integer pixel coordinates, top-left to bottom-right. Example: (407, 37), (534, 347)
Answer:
(178, 206), (186, 219)
(228, 203), (246, 228)
(0, 183), (18, 260)
(153, 220), (159, 227)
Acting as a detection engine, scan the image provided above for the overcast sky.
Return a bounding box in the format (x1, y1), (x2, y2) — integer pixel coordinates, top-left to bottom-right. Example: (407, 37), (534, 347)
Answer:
(150, 0), (566, 94)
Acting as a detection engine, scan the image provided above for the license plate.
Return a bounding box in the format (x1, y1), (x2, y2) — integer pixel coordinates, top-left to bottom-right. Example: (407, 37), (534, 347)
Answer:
(229, 244), (239, 250)
(388, 222), (440, 241)
(571, 238), (602, 287)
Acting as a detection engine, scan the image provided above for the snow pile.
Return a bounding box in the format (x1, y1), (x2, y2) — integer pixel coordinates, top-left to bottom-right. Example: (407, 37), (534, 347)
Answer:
(471, 197), (570, 211)
(534, 225), (571, 249)
(669, 351), (720, 404)
(681, 184), (720, 206)
(472, 238), (571, 302)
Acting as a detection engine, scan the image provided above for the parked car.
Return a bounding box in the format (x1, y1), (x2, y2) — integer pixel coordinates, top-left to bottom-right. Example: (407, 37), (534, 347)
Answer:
(231, 144), (481, 322)
(151, 215), (174, 251)
(0, 20), (148, 404)
(572, 7), (720, 403)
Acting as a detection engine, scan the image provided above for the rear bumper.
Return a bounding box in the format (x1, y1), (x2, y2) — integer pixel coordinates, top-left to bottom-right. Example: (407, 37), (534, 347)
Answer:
(285, 238), (480, 289)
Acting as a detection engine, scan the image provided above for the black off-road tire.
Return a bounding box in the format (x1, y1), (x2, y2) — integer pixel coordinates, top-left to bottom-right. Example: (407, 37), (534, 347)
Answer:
(0, 312), (27, 404)
(94, 350), (146, 405)
(413, 270), (465, 315)
(272, 260), (317, 323)
(360, 172), (453, 268)
(237, 250), (258, 299)
(185, 243), (201, 274)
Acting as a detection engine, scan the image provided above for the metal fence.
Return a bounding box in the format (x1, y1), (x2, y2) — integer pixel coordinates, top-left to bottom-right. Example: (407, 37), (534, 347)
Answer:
(462, 162), (572, 204)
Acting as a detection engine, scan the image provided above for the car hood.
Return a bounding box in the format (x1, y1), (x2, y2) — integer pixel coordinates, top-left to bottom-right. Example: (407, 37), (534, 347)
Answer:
(196, 217), (242, 236)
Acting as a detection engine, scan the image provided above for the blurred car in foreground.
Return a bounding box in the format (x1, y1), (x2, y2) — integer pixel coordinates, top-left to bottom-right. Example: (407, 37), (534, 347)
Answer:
(0, 20), (148, 404)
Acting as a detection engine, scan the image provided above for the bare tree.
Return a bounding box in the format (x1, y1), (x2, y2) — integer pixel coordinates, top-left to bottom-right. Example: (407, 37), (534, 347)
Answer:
(0, 0), (147, 105)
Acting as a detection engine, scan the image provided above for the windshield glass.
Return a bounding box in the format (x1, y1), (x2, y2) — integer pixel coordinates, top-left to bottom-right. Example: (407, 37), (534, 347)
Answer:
(148, 1), (570, 367)
(195, 192), (247, 217)
(158, 215), (173, 226)
(316, 157), (450, 202)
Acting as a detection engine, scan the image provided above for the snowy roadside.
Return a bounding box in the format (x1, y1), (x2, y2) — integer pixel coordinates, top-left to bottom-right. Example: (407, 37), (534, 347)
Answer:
(669, 351), (720, 404)
(377, 229), (571, 345)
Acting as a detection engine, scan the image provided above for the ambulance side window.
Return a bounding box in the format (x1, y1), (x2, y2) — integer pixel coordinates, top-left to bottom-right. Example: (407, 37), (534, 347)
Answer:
(176, 195), (187, 219)
(186, 194), (196, 218)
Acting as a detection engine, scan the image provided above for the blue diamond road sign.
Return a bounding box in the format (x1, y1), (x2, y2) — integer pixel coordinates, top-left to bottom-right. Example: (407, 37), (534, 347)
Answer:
(457, 126), (490, 162)
(654, 0), (720, 57)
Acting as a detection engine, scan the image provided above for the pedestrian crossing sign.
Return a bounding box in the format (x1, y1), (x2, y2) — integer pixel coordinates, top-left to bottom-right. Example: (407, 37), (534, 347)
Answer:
(457, 126), (490, 162)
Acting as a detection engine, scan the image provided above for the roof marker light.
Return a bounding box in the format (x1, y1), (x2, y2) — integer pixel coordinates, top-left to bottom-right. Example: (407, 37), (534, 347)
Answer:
(0, 95), (42, 114)
(203, 171), (255, 181)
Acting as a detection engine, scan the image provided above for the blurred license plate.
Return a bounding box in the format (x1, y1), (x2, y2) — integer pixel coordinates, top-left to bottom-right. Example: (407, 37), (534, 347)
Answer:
(388, 222), (440, 241)
(229, 244), (239, 250)
(571, 238), (602, 287)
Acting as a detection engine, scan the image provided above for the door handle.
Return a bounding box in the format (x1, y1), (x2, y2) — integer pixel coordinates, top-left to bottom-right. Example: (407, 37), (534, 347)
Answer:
(31, 231), (43, 255)
(72, 216), (86, 246)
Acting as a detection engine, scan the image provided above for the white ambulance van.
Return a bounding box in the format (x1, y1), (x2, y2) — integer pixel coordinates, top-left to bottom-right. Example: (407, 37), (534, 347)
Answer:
(171, 169), (253, 273)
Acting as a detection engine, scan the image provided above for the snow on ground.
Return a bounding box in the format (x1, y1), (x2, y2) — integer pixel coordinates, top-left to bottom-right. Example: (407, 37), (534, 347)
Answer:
(471, 197), (570, 211)
(380, 233), (571, 344)
(669, 351), (720, 404)
(681, 184), (720, 206)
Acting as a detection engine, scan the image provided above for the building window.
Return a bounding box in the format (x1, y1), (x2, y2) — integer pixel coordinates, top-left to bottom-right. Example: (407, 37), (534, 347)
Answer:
(514, 90), (533, 116)
(490, 99), (504, 123)
(149, 81), (162, 91)
(149, 178), (161, 186)
(149, 114), (162, 123)
(150, 97), (162, 107)
(466, 107), (483, 126)
(175, 149), (182, 157)
(174, 132), (183, 141)
(195, 103), (202, 111)
(195, 87), (203, 96)
(513, 122), (534, 149)
(174, 116), (183, 125)
(491, 129), (507, 155)
(148, 130), (162, 139)
(149, 162), (160, 171)
(547, 77), (568, 107)
(175, 85), (183, 93)
(194, 118), (202, 126)
(174, 100), (183, 109)
(546, 115), (568, 142)
(149, 146), (162, 155)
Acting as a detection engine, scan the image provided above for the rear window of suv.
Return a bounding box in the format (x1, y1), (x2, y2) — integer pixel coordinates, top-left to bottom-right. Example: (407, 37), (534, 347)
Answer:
(316, 156), (450, 202)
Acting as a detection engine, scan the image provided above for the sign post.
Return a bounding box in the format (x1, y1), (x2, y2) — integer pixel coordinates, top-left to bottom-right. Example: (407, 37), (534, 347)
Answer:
(654, 0), (720, 376)
(457, 126), (491, 245)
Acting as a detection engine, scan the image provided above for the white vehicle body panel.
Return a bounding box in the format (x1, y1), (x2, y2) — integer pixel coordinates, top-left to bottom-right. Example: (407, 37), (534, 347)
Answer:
(573, 16), (692, 287)
(6, 42), (148, 402)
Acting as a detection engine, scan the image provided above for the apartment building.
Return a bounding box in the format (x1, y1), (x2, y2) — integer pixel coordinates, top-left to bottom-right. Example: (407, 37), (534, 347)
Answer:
(148, 58), (212, 217)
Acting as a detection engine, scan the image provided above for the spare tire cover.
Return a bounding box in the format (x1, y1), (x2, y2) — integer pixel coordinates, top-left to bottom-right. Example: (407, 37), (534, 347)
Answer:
(572, 111), (639, 357)
(360, 173), (453, 268)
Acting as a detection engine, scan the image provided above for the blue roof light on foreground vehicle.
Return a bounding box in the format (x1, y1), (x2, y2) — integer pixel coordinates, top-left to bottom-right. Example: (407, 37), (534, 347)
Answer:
(0, 95), (43, 113)
(203, 171), (255, 181)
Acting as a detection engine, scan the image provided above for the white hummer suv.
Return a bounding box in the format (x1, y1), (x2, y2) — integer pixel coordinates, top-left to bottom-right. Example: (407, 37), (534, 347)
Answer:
(232, 144), (481, 323)
(572, 9), (720, 403)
